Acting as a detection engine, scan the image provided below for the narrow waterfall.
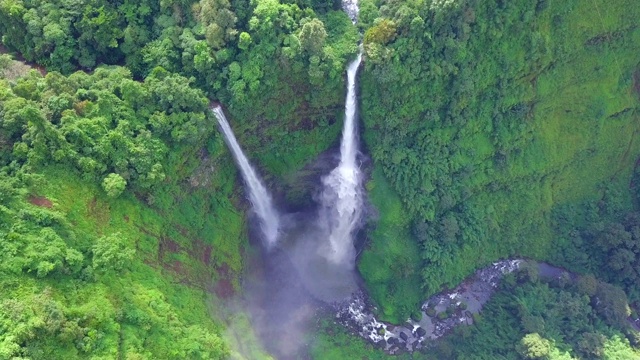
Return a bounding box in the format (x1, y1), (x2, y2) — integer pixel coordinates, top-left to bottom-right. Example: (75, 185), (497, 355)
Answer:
(212, 106), (280, 248)
(319, 52), (363, 267)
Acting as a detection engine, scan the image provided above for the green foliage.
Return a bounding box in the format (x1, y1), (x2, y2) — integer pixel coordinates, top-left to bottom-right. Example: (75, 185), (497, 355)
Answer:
(0, 60), (247, 357)
(0, 66), (213, 192)
(363, 18), (396, 45)
(551, 189), (640, 303)
(0, 0), (360, 184)
(299, 18), (327, 55)
(358, 168), (423, 323)
(437, 270), (640, 359)
(0, 54), (10, 71)
(102, 173), (126, 198)
(359, 0), (640, 321)
(0, 168), (234, 358)
(92, 232), (135, 272)
(517, 333), (552, 359)
(2, 0), (640, 357)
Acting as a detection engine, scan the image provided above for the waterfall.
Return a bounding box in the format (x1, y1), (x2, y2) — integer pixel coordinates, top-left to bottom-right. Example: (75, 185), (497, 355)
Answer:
(212, 106), (280, 248)
(319, 52), (363, 267)
(342, 0), (359, 23)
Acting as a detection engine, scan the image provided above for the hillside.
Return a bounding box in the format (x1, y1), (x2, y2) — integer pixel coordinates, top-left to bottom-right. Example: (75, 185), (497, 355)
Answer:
(1, 0), (640, 359)
(358, 0), (640, 322)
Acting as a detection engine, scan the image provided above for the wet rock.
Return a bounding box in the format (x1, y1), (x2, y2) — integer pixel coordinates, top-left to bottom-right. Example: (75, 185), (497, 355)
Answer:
(335, 261), (527, 354)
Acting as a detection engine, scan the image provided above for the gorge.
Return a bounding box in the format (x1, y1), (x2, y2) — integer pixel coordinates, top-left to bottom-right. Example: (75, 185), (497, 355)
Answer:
(1, 0), (640, 358)
(209, 0), (368, 355)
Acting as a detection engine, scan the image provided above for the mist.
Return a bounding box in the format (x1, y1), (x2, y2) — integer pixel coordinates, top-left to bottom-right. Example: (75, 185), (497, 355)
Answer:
(211, 2), (364, 356)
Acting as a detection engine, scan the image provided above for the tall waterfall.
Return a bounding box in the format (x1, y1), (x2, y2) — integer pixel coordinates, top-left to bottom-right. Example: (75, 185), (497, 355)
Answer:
(212, 106), (280, 248)
(319, 52), (363, 267)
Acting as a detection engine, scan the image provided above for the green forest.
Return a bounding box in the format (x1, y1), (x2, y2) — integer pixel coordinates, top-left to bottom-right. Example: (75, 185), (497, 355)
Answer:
(1, 0), (640, 358)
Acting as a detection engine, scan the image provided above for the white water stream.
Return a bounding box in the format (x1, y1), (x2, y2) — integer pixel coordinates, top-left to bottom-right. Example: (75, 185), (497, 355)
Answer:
(319, 53), (363, 267)
(212, 106), (280, 248)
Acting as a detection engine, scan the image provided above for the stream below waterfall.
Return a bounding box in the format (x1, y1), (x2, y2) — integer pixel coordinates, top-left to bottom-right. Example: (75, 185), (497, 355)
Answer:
(335, 260), (640, 355)
(334, 260), (569, 354)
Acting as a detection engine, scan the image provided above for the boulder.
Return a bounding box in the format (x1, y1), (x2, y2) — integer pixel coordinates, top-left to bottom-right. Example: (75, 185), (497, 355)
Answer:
(399, 332), (408, 342)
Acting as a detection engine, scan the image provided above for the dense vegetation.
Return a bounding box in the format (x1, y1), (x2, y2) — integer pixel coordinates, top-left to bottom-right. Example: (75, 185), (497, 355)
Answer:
(1, 0), (640, 358)
(0, 57), (248, 358)
(0, 0), (359, 179)
(0, 0), (360, 356)
(314, 264), (640, 359)
(358, 0), (640, 322)
(434, 265), (640, 359)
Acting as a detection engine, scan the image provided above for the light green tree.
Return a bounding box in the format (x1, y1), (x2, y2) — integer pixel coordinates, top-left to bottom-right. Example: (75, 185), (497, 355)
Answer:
(92, 232), (135, 272)
(102, 173), (126, 198)
(517, 333), (552, 359)
(299, 18), (327, 56)
(238, 31), (252, 50)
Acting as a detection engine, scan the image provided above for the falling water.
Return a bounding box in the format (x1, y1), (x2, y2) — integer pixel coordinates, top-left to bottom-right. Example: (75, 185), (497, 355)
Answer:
(227, 2), (364, 357)
(319, 52), (363, 267)
(342, 0), (359, 23)
(212, 106), (280, 248)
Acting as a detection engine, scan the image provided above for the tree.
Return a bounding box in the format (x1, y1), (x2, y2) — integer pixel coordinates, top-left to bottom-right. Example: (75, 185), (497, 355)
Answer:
(602, 335), (640, 360)
(238, 31), (252, 50)
(195, 0), (238, 49)
(577, 332), (606, 358)
(299, 18), (326, 56)
(102, 173), (126, 198)
(363, 19), (396, 45)
(517, 333), (552, 359)
(576, 274), (598, 296)
(92, 232), (135, 273)
(0, 54), (11, 73)
(593, 283), (631, 327)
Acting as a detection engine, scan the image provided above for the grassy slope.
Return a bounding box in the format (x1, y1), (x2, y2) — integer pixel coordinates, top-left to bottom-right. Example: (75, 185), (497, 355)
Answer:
(360, 0), (640, 322)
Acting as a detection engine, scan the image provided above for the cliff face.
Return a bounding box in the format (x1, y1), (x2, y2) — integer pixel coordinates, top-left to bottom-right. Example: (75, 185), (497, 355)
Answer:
(358, 0), (640, 321)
